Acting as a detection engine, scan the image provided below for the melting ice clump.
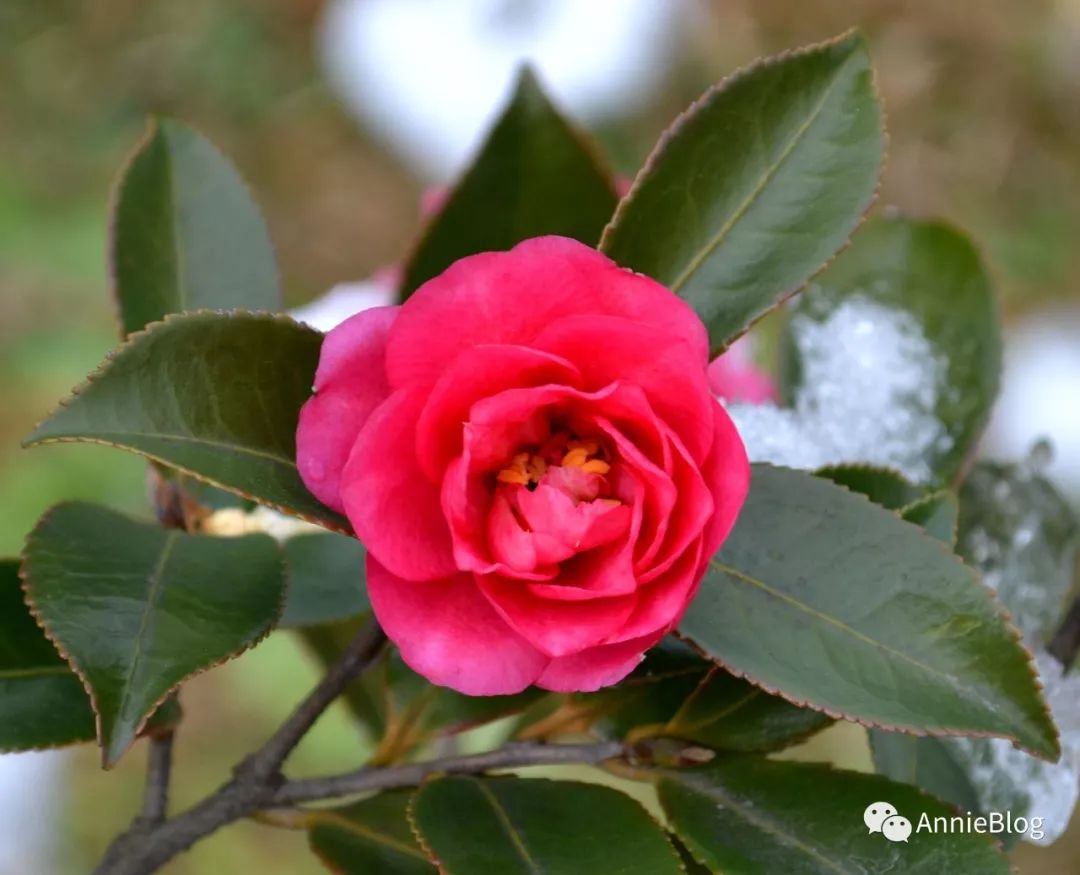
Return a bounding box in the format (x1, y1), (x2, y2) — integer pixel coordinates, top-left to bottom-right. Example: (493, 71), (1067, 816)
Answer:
(725, 297), (950, 483)
(946, 452), (1080, 845)
(943, 653), (1080, 845)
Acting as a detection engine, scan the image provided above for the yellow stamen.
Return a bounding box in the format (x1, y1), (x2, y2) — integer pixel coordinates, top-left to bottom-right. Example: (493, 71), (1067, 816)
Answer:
(580, 459), (611, 475)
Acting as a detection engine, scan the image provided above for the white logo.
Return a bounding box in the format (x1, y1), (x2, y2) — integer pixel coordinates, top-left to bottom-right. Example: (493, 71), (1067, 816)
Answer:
(864, 802), (912, 843)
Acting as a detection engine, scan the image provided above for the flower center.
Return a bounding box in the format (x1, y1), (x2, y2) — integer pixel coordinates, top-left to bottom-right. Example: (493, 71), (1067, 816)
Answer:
(496, 436), (611, 490)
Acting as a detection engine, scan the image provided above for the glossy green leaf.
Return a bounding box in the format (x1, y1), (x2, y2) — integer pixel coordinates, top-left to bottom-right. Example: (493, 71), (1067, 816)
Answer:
(22, 502), (284, 766)
(1, 559), (179, 752)
(818, 464), (956, 545)
(410, 776), (683, 875)
(25, 311), (348, 531)
(679, 464), (1058, 759)
(280, 532), (367, 628)
(659, 758), (1010, 874)
(781, 216), (1001, 484)
(868, 731), (982, 816)
(308, 790), (434, 875)
(816, 464), (923, 510)
(601, 31), (883, 352)
(400, 68), (617, 297)
(111, 118), (280, 336)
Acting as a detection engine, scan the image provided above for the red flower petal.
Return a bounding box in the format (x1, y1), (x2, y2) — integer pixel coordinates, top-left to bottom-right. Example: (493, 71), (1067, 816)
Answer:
(367, 558), (547, 695)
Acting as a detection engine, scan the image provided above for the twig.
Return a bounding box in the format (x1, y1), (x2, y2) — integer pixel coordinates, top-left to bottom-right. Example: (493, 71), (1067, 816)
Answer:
(139, 731), (175, 825)
(94, 740), (626, 875)
(236, 619), (387, 783)
(274, 740), (626, 805)
(93, 620), (387, 875)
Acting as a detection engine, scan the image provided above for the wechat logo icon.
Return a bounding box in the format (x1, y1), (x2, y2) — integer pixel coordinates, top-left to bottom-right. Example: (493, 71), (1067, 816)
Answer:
(864, 802), (913, 843)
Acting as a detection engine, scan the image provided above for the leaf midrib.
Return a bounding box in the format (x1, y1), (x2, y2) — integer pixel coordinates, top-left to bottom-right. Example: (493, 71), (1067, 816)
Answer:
(667, 778), (852, 874)
(668, 50), (858, 294)
(705, 559), (1007, 720)
(31, 431), (295, 468)
(472, 780), (541, 874)
(114, 531), (179, 730)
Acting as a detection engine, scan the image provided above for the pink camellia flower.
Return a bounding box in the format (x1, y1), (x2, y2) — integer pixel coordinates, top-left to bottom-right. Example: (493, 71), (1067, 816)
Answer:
(296, 236), (749, 695)
(708, 338), (778, 405)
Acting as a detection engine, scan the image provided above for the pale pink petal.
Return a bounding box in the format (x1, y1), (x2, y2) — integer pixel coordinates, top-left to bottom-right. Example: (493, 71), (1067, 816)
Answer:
(367, 558), (547, 695)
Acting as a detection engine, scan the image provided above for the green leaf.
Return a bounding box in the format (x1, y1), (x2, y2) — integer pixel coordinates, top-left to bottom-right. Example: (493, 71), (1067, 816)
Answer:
(111, 118), (280, 336)
(280, 532), (368, 628)
(24, 311), (348, 531)
(308, 790), (435, 874)
(22, 502), (284, 766)
(818, 464), (957, 545)
(659, 758), (1011, 874)
(901, 491), (958, 547)
(600, 31), (884, 352)
(410, 776), (683, 875)
(679, 464), (1059, 759)
(400, 68), (617, 297)
(781, 216), (1001, 484)
(867, 731), (982, 816)
(816, 464), (923, 510)
(0, 559), (179, 752)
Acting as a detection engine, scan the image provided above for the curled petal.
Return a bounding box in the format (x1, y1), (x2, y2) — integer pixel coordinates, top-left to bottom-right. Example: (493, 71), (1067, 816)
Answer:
(367, 558), (547, 695)
(536, 630), (665, 693)
(535, 314), (712, 462)
(415, 344), (581, 480)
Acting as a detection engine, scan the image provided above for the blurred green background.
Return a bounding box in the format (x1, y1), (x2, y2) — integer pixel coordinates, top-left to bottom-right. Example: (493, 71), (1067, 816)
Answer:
(2, 1), (1078, 872)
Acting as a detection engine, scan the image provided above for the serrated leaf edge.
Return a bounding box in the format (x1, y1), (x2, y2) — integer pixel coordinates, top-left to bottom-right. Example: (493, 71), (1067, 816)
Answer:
(601, 28), (889, 355)
(678, 464), (1060, 761)
(22, 309), (351, 535)
(19, 501), (287, 768)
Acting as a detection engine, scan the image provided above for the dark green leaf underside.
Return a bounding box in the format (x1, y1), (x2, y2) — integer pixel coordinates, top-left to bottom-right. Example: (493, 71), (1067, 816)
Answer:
(679, 464), (1058, 758)
(25, 311), (348, 531)
(22, 502), (284, 766)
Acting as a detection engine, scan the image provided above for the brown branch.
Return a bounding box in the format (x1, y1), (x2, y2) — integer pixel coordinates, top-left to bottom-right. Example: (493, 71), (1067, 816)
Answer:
(138, 731), (175, 826)
(93, 739), (626, 875)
